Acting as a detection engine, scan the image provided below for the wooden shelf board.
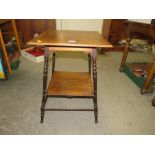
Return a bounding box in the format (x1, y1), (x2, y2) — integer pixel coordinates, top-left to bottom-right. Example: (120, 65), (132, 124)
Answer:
(47, 71), (93, 97)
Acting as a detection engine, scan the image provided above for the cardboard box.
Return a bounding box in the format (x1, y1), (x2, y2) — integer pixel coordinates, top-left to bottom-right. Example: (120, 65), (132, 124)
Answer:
(21, 47), (44, 63)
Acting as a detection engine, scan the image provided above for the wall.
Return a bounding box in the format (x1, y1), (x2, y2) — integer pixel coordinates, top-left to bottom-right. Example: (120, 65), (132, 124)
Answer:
(56, 19), (103, 33)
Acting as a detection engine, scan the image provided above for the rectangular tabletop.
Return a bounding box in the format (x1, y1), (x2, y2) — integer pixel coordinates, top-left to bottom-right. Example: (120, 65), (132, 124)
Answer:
(27, 30), (113, 48)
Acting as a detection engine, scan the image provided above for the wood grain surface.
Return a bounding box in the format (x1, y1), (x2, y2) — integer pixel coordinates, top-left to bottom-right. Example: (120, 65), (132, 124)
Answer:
(28, 30), (113, 48)
(47, 71), (93, 97)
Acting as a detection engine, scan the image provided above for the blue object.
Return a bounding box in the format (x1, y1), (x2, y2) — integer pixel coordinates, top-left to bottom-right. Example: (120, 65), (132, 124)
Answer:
(0, 48), (7, 79)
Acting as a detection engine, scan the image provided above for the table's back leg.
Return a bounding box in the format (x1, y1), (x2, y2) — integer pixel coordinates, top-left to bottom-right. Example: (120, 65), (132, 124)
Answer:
(41, 47), (49, 123)
(88, 54), (91, 74)
(92, 49), (98, 123)
(52, 52), (56, 74)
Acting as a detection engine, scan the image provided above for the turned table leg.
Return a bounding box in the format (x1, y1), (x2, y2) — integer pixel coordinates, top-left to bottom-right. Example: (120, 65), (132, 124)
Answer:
(92, 49), (98, 123)
(88, 54), (91, 74)
(141, 59), (155, 94)
(41, 47), (49, 123)
(52, 52), (55, 74)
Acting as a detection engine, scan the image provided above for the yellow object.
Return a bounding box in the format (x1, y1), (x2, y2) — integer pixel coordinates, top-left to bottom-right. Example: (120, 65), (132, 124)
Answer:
(0, 71), (5, 78)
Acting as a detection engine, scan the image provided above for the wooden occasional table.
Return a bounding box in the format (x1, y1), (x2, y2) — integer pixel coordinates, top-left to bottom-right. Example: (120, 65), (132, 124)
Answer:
(28, 30), (112, 123)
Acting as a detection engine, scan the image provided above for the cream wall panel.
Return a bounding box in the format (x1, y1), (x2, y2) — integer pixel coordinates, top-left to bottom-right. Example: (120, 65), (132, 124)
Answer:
(56, 19), (103, 34)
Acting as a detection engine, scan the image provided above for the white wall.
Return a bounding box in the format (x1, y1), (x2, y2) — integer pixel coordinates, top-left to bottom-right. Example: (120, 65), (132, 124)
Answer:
(56, 19), (103, 34)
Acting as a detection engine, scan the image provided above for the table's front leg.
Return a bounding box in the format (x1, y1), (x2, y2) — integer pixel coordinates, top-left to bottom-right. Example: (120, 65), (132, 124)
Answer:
(41, 47), (49, 123)
(92, 49), (98, 123)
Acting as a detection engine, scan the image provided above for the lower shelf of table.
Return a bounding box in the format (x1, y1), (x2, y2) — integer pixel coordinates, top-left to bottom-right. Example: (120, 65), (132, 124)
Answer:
(47, 71), (94, 97)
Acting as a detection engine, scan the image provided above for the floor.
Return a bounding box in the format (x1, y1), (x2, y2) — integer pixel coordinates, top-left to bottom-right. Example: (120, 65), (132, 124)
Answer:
(0, 51), (155, 134)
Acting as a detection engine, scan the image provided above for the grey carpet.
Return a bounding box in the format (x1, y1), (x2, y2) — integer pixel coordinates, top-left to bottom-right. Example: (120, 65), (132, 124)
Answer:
(0, 51), (155, 134)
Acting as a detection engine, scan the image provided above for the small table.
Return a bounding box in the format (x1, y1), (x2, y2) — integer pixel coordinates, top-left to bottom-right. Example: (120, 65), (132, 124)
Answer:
(28, 30), (112, 123)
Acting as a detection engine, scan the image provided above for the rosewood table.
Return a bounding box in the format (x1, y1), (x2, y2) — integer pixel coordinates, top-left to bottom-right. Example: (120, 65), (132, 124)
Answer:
(28, 30), (112, 123)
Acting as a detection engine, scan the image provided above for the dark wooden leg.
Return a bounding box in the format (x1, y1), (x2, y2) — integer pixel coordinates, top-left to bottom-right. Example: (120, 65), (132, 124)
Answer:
(152, 97), (155, 106)
(41, 47), (49, 123)
(119, 41), (130, 72)
(52, 52), (55, 74)
(88, 54), (91, 74)
(141, 59), (155, 94)
(92, 49), (98, 123)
